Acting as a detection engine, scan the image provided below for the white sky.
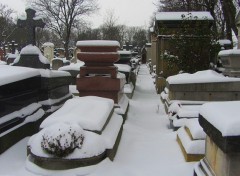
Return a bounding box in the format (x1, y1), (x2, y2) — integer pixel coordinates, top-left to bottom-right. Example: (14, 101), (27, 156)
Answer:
(1, 0), (157, 28)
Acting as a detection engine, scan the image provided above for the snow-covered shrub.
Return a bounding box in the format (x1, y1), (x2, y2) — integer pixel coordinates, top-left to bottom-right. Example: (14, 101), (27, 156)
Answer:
(41, 123), (84, 157)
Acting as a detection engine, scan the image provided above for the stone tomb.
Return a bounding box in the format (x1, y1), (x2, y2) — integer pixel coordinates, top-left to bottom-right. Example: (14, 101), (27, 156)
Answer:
(28, 96), (123, 170)
(194, 101), (240, 176)
(76, 40), (126, 103)
(164, 70), (240, 112)
(117, 50), (132, 65)
(12, 45), (72, 113)
(0, 65), (45, 154)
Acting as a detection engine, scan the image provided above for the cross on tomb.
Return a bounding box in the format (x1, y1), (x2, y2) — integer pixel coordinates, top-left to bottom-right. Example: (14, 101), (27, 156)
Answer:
(17, 8), (45, 46)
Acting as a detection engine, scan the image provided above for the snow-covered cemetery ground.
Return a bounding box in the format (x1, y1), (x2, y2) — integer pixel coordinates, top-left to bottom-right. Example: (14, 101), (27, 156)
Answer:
(0, 65), (195, 176)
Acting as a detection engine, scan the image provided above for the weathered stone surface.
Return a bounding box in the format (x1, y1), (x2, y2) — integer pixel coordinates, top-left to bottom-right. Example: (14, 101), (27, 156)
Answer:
(0, 76), (41, 117)
(199, 115), (240, 153)
(168, 82), (240, 101)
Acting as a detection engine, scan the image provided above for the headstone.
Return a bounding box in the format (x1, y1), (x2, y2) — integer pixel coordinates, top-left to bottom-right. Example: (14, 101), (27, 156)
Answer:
(52, 58), (64, 70)
(43, 42), (54, 63)
(17, 8), (45, 45)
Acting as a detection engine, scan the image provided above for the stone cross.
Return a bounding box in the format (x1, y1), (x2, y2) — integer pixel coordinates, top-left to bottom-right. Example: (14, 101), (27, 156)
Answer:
(17, 8), (45, 45)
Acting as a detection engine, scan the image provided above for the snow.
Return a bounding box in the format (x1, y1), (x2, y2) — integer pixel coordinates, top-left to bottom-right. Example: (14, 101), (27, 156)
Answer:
(118, 50), (131, 55)
(0, 60), (7, 65)
(114, 64), (131, 72)
(40, 96), (114, 132)
(39, 69), (71, 78)
(218, 49), (240, 56)
(123, 83), (134, 94)
(29, 129), (106, 159)
(177, 127), (205, 154)
(217, 39), (231, 45)
(76, 40), (120, 47)
(42, 42), (54, 47)
(167, 70), (240, 84)
(101, 113), (123, 149)
(0, 103), (42, 125)
(200, 101), (240, 136)
(185, 119), (206, 140)
(14, 45), (50, 64)
(0, 65), (40, 86)
(114, 94), (129, 115)
(156, 11), (214, 21)
(0, 65), (195, 176)
(58, 61), (85, 71)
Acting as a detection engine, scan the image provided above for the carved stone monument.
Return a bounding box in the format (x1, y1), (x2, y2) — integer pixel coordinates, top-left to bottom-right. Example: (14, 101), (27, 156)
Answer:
(76, 40), (126, 103)
(43, 42), (54, 63)
(17, 8), (45, 46)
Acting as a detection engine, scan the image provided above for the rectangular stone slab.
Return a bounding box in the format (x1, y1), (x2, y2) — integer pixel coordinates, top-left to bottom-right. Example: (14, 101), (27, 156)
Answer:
(199, 115), (240, 153)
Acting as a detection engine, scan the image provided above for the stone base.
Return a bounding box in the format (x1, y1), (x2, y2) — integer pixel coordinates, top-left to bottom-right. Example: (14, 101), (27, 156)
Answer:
(77, 76), (125, 103)
(177, 127), (205, 162)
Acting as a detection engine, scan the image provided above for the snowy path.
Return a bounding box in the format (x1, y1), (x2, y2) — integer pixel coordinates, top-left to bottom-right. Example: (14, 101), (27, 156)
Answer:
(89, 65), (195, 176)
(0, 65), (195, 176)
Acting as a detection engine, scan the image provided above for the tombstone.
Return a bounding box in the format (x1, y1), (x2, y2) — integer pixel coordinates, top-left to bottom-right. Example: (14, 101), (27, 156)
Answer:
(194, 101), (240, 176)
(76, 40), (126, 103)
(42, 42), (54, 63)
(57, 48), (65, 58)
(52, 58), (64, 70)
(17, 8), (45, 45)
(10, 40), (18, 54)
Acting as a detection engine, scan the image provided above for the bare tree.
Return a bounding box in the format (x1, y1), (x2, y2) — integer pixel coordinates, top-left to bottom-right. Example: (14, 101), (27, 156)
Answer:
(30, 0), (98, 59)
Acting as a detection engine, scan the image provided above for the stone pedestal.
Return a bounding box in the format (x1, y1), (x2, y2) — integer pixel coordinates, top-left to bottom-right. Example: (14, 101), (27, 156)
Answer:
(76, 40), (125, 103)
(194, 103), (240, 176)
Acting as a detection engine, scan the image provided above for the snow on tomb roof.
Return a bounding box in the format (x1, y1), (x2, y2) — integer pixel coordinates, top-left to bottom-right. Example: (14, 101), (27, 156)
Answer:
(200, 101), (240, 136)
(218, 49), (240, 57)
(76, 40), (120, 47)
(40, 96), (114, 132)
(156, 11), (214, 21)
(0, 65), (40, 86)
(167, 70), (240, 84)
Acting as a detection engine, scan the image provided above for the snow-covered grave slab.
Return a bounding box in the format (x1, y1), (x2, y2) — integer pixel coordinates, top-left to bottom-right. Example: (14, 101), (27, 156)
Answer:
(168, 102), (202, 130)
(177, 118), (206, 162)
(166, 70), (240, 107)
(195, 101), (240, 176)
(28, 96), (123, 170)
(0, 60), (6, 65)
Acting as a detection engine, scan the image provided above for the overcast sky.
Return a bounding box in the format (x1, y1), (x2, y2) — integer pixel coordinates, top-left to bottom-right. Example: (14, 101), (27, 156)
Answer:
(1, 0), (157, 28)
